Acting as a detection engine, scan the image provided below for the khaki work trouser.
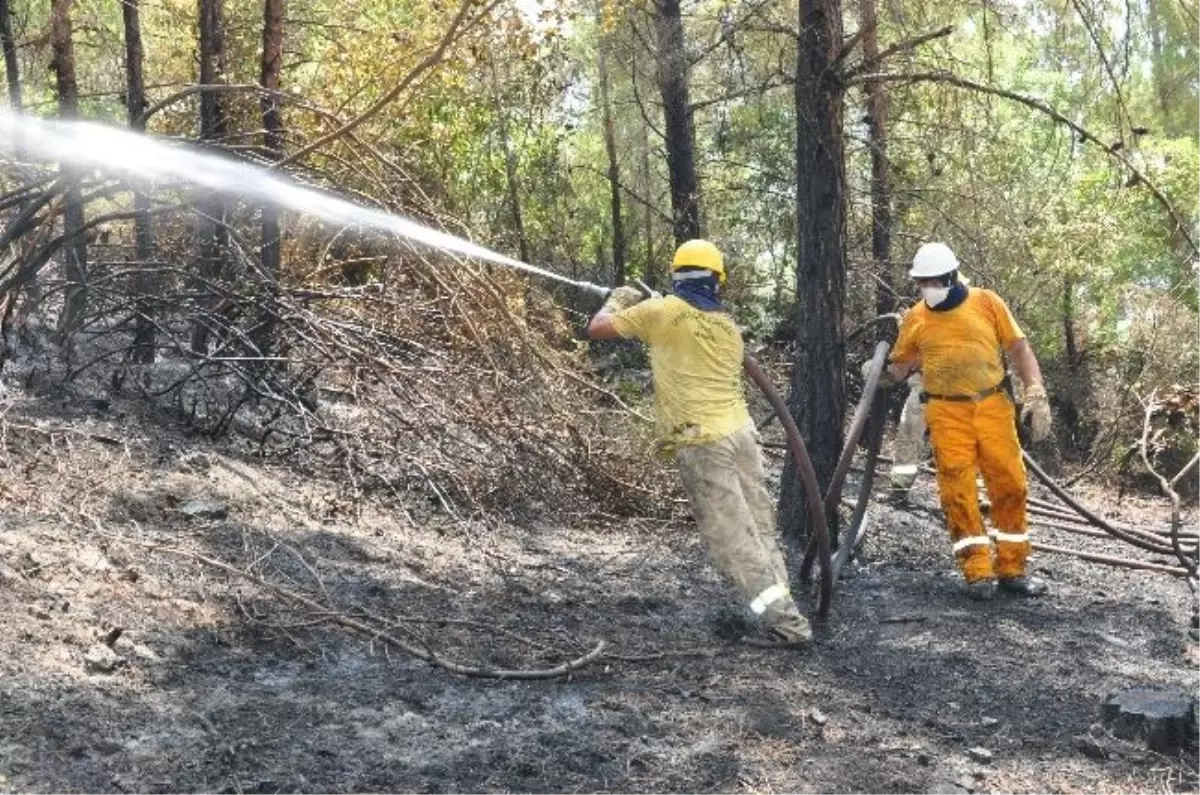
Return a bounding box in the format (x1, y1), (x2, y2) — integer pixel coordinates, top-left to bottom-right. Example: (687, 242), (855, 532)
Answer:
(674, 422), (811, 642)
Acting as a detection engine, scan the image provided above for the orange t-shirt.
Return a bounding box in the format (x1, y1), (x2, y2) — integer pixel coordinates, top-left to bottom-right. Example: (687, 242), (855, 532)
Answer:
(890, 288), (1025, 397)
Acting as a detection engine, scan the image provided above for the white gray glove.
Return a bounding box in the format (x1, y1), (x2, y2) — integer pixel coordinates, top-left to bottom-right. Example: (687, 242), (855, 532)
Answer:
(861, 358), (898, 389)
(601, 286), (646, 314)
(1021, 382), (1052, 442)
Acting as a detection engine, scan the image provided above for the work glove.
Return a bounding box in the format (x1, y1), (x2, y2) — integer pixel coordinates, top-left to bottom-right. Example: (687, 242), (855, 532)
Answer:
(601, 285), (647, 314)
(631, 278), (662, 301)
(861, 358), (896, 389)
(1021, 382), (1052, 443)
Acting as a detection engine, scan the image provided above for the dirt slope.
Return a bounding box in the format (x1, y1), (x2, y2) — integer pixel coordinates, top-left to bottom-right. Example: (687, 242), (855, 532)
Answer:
(0, 385), (1196, 794)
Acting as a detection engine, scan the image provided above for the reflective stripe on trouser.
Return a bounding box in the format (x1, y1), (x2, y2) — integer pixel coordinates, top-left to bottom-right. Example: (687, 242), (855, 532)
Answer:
(989, 531), (1032, 578)
(890, 381), (927, 490)
(926, 391), (1031, 582)
(675, 422), (811, 642)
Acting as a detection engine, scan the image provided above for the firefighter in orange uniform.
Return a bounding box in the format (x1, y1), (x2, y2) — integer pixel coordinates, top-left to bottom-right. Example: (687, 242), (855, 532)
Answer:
(874, 243), (1052, 600)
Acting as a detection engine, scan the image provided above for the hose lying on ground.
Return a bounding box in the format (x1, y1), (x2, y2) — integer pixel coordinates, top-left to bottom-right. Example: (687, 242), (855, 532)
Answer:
(1022, 451), (1190, 557)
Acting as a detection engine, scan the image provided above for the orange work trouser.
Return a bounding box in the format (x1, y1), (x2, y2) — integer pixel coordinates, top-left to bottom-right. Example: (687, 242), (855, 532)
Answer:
(925, 392), (1031, 583)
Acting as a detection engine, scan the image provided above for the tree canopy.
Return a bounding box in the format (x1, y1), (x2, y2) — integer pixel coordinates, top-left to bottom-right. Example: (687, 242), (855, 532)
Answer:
(0, 0), (1194, 491)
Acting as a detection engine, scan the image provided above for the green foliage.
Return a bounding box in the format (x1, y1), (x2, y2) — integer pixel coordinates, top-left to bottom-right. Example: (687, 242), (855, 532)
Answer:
(2, 0), (1194, 470)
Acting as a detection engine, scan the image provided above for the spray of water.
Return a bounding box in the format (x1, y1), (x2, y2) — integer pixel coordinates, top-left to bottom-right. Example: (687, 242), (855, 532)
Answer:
(0, 110), (608, 295)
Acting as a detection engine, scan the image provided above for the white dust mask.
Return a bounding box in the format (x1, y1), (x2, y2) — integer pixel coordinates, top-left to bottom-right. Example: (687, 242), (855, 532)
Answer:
(921, 285), (951, 307)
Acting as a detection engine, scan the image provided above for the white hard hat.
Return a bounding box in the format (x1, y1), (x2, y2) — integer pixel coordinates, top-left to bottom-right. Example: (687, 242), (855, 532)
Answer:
(910, 242), (959, 279)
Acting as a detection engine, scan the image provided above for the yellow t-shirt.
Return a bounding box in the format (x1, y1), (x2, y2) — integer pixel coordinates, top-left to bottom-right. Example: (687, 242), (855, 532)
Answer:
(890, 288), (1025, 397)
(611, 295), (751, 447)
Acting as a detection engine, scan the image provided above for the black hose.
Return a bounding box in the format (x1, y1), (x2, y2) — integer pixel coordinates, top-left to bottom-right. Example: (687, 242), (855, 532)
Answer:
(824, 341), (891, 514)
(831, 395), (887, 581)
(1022, 451), (1188, 556)
(743, 355), (834, 618)
(799, 341), (890, 586)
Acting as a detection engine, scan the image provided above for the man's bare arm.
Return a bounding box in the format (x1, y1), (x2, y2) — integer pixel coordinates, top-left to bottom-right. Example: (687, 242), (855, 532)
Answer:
(1005, 338), (1043, 389)
(587, 313), (621, 340)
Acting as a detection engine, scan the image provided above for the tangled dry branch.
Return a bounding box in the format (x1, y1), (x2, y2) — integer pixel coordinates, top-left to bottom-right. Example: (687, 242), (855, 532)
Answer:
(0, 157), (682, 528)
(1138, 389), (1200, 583)
(81, 517), (607, 680)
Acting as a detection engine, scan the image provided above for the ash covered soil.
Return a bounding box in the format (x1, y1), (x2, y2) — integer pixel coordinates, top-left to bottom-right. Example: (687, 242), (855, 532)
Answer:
(1, 388), (1196, 794)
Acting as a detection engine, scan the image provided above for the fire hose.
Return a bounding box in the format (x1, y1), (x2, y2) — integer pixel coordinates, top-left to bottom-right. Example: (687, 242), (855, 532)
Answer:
(742, 355), (835, 617)
(797, 341), (890, 589)
(749, 341), (891, 615)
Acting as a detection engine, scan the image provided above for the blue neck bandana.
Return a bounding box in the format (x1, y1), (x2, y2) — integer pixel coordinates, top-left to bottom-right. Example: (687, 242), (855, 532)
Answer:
(929, 281), (969, 312)
(671, 274), (724, 311)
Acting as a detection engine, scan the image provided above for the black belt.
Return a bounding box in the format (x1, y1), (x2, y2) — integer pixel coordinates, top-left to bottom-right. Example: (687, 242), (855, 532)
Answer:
(920, 379), (1008, 404)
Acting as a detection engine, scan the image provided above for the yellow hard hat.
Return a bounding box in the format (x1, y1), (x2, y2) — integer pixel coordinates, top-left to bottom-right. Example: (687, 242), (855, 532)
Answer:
(671, 239), (725, 284)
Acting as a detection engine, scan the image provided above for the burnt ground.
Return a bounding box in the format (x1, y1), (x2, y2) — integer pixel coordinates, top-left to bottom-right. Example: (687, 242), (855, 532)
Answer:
(1, 386), (1197, 795)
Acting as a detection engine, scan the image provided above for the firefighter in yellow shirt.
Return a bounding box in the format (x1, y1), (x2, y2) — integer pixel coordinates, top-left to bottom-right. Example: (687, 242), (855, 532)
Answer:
(875, 242), (1052, 600)
(587, 240), (812, 648)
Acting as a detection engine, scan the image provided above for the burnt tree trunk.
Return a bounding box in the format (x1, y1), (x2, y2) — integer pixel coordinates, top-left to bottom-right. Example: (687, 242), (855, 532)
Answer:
(779, 0), (847, 547)
(123, 0), (156, 364)
(0, 0), (20, 108)
(254, 0), (285, 359)
(1062, 273), (1078, 367)
(641, 124), (656, 287)
(1, 0), (29, 318)
(51, 0), (88, 343)
(655, 0), (701, 244)
(198, 0), (227, 152)
(859, 0), (894, 330)
(598, 36), (626, 286)
(632, 44), (658, 289)
(191, 0), (229, 354)
(489, 61), (530, 264)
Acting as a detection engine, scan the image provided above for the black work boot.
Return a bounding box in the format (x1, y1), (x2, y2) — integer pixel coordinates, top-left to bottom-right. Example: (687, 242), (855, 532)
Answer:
(998, 575), (1049, 597)
(965, 579), (997, 601)
(740, 628), (812, 650)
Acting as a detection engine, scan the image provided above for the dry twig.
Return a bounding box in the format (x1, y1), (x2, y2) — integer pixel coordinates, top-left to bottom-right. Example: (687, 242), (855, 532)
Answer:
(95, 526), (607, 681)
(1137, 389), (1200, 581)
